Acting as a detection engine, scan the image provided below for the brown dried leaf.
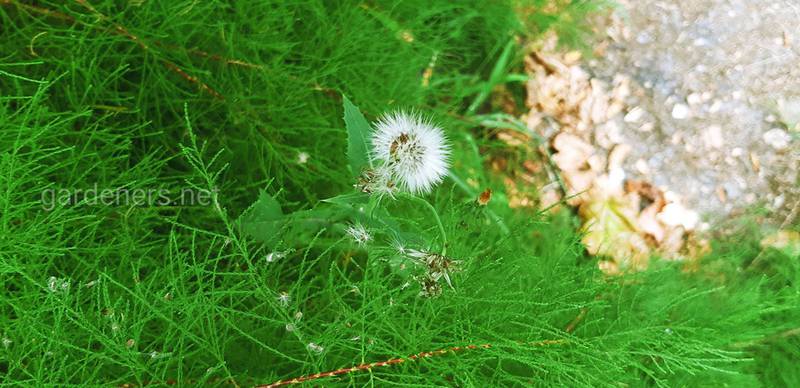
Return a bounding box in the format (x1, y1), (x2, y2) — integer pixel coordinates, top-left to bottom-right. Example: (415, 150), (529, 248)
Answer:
(579, 196), (652, 273)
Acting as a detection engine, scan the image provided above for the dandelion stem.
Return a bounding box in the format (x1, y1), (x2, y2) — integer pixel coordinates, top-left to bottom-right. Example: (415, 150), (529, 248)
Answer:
(402, 193), (447, 255)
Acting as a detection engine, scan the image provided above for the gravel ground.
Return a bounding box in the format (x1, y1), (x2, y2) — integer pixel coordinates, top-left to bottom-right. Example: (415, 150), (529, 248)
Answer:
(586, 0), (800, 225)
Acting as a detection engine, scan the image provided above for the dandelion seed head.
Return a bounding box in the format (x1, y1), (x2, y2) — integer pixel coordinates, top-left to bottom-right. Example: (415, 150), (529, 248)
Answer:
(372, 111), (449, 195)
(345, 223), (371, 246)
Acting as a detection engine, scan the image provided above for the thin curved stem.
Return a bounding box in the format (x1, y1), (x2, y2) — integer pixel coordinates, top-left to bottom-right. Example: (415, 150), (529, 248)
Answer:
(401, 193), (447, 255)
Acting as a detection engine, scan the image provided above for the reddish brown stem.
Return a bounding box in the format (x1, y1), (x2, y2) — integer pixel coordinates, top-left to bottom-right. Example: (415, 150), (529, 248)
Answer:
(258, 339), (565, 388)
(3, 1), (342, 101)
(3, 0), (226, 99)
(72, 0), (224, 100)
(565, 307), (588, 334)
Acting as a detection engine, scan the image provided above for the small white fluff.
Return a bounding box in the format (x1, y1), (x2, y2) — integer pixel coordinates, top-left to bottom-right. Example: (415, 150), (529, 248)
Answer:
(277, 291), (290, 307)
(345, 222), (371, 246)
(47, 276), (70, 293)
(371, 111), (450, 195)
(306, 342), (324, 354)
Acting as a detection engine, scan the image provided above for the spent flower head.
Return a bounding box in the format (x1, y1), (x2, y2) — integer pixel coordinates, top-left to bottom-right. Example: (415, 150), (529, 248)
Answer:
(371, 110), (449, 195)
(345, 222), (371, 246)
(355, 165), (397, 199)
(405, 249), (461, 291)
(418, 274), (443, 298)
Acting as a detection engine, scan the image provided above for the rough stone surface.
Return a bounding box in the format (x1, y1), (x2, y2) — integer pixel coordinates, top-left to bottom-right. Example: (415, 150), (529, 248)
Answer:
(586, 0), (800, 224)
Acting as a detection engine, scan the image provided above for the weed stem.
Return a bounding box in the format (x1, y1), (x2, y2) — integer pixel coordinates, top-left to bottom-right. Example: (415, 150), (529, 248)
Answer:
(402, 193), (447, 255)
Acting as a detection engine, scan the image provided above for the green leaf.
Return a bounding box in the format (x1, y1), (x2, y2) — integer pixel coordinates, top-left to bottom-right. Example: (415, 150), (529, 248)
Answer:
(322, 191), (370, 206)
(238, 190), (284, 245)
(342, 95), (373, 177)
(467, 39), (517, 114)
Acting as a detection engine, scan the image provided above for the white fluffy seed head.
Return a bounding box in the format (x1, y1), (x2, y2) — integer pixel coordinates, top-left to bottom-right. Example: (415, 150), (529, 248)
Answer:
(371, 111), (449, 195)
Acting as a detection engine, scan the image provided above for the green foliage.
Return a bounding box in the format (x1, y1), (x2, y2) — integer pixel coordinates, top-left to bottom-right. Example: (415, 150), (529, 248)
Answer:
(239, 190), (284, 246)
(342, 95), (373, 178)
(0, 0), (797, 387)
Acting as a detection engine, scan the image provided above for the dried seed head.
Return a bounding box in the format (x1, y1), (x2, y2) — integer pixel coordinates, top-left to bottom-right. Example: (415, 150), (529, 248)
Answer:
(418, 275), (443, 298)
(355, 166), (398, 199)
(477, 188), (492, 206)
(345, 223), (371, 246)
(405, 249), (461, 293)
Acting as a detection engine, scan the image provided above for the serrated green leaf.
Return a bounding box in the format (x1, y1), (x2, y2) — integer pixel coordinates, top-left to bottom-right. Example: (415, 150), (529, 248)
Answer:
(342, 95), (373, 177)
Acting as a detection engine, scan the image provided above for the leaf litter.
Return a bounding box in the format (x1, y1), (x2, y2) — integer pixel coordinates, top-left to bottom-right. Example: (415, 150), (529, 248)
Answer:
(518, 33), (710, 274)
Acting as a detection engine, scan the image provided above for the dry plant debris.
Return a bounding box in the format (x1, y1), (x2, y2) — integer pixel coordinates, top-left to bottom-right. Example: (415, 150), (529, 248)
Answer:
(521, 34), (710, 274)
(760, 230), (800, 258)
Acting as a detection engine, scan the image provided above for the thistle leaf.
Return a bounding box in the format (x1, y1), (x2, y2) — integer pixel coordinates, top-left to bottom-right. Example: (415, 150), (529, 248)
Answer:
(322, 191), (370, 206)
(342, 95), (373, 177)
